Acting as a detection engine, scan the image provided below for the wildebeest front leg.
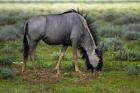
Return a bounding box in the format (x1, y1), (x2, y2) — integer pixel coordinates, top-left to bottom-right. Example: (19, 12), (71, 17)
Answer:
(54, 45), (68, 76)
(29, 41), (38, 73)
(72, 41), (81, 74)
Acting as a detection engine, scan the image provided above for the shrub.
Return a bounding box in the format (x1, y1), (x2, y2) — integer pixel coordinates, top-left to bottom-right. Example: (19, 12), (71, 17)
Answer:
(124, 23), (140, 32)
(102, 37), (123, 51)
(0, 25), (21, 41)
(124, 31), (140, 40)
(98, 25), (124, 38)
(113, 13), (140, 25)
(0, 56), (15, 66)
(51, 52), (59, 61)
(0, 11), (23, 25)
(0, 13), (17, 25)
(128, 67), (138, 75)
(101, 10), (120, 22)
(0, 67), (14, 79)
(51, 51), (71, 61)
(1, 45), (13, 54)
(113, 48), (140, 61)
(127, 65), (140, 75)
(36, 55), (47, 68)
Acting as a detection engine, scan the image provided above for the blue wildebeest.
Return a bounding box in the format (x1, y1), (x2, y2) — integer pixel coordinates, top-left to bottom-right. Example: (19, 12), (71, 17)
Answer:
(22, 10), (103, 76)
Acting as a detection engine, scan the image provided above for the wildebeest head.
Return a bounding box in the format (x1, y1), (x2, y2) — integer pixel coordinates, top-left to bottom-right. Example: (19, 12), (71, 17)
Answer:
(80, 46), (103, 73)
(88, 48), (103, 72)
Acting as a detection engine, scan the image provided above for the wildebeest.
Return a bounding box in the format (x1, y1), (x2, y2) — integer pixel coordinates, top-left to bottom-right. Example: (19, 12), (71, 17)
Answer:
(22, 9), (103, 76)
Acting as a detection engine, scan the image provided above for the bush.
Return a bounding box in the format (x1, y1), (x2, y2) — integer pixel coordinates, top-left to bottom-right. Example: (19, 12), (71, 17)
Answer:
(0, 25), (21, 41)
(101, 10), (120, 22)
(0, 67), (14, 79)
(113, 13), (140, 25)
(0, 13), (17, 25)
(0, 11), (23, 25)
(127, 65), (140, 75)
(0, 56), (15, 66)
(102, 37), (123, 51)
(113, 47), (140, 61)
(1, 45), (13, 54)
(51, 52), (59, 61)
(124, 23), (140, 32)
(124, 31), (140, 40)
(98, 25), (124, 38)
(128, 67), (138, 75)
(51, 51), (71, 61)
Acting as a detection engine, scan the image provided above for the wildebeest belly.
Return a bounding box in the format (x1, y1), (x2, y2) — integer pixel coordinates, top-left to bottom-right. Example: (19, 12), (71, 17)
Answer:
(43, 32), (71, 45)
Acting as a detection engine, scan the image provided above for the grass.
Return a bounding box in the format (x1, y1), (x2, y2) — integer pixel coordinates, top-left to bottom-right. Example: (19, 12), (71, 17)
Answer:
(0, 40), (140, 93)
(0, 63), (140, 93)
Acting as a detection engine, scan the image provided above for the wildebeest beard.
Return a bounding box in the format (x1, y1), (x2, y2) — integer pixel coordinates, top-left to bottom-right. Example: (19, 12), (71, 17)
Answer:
(80, 47), (103, 72)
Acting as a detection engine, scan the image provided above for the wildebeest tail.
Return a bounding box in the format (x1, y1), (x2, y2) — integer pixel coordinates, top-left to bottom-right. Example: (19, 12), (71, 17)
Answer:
(23, 22), (29, 61)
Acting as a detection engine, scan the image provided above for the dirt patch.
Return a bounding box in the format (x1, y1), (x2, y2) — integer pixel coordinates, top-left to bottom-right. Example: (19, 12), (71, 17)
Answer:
(16, 69), (62, 84)
(13, 64), (97, 85)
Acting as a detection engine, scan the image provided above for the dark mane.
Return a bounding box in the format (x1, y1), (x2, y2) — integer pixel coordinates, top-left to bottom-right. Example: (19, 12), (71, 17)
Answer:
(60, 9), (78, 15)
(60, 9), (98, 45)
(85, 16), (98, 45)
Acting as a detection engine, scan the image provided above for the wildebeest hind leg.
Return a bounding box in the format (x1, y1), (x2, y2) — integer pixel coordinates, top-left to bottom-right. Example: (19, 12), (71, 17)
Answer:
(22, 61), (27, 73)
(54, 45), (68, 76)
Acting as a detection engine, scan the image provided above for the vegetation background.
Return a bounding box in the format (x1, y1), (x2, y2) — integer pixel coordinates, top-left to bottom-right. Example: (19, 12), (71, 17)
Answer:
(0, 0), (140, 93)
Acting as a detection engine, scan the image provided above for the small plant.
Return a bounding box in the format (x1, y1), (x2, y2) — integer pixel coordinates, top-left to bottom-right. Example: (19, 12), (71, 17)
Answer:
(128, 67), (138, 75)
(51, 52), (59, 61)
(127, 65), (140, 75)
(101, 10), (120, 22)
(113, 47), (140, 61)
(98, 25), (124, 38)
(0, 56), (15, 66)
(124, 31), (140, 40)
(1, 45), (13, 54)
(51, 51), (71, 61)
(0, 67), (14, 79)
(102, 37), (123, 51)
(113, 13), (140, 25)
(124, 23), (140, 32)
(0, 25), (20, 41)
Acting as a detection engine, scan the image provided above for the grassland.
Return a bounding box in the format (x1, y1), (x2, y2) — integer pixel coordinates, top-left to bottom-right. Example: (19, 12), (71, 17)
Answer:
(0, 3), (140, 93)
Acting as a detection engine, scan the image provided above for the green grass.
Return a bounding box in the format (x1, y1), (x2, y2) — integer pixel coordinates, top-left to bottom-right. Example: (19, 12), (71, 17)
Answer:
(0, 41), (140, 93)
(0, 63), (140, 93)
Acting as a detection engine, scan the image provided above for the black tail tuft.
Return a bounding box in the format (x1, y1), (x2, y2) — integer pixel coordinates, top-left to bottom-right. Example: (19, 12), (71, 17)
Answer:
(23, 22), (29, 61)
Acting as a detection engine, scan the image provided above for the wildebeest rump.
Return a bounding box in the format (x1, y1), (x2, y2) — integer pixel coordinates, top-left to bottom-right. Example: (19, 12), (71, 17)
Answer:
(22, 10), (103, 76)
